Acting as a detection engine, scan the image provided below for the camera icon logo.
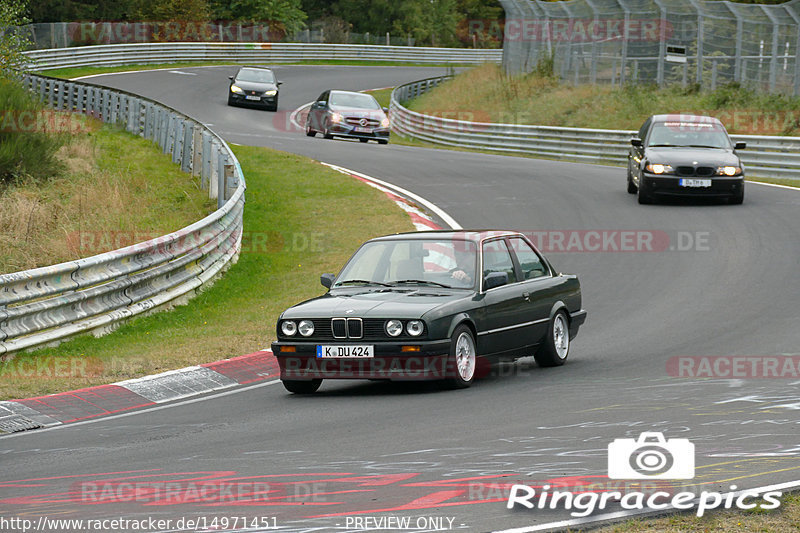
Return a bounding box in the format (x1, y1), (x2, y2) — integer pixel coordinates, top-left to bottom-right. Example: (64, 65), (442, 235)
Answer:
(608, 432), (695, 479)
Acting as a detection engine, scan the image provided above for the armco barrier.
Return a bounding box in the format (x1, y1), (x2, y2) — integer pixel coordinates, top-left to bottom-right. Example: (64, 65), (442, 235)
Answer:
(390, 77), (800, 179)
(0, 74), (245, 356)
(24, 42), (502, 70)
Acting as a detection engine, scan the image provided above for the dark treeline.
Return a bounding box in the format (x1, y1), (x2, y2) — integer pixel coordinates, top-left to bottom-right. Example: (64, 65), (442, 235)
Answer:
(25, 0), (505, 47)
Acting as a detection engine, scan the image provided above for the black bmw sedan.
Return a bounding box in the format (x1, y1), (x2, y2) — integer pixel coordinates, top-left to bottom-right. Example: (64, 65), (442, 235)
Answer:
(627, 114), (746, 204)
(271, 231), (586, 393)
(305, 90), (390, 144)
(227, 66), (281, 111)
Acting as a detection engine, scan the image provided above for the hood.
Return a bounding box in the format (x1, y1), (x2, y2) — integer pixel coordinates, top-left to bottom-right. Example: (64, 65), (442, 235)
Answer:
(329, 106), (386, 120)
(645, 147), (741, 167)
(282, 288), (466, 320)
(233, 80), (278, 93)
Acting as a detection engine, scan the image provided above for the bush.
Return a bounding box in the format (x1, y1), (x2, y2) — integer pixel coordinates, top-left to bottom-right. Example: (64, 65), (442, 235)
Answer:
(0, 77), (65, 184)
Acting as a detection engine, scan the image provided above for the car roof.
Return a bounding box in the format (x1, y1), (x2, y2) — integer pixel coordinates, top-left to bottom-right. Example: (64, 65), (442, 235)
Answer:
(650, 114), (722, 125)
(369, 230), (524, 244)
(237, 66), (274, 72)
(330, 90), (372, 96)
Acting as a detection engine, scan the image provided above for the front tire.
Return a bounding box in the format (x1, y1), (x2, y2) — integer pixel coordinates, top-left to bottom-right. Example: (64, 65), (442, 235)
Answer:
(305, 120), (316, 137)
(627, 166), (637, 194)
(534, 311), (570, 367)
(282, 379), (322, 394)
(729, 186), (744, 205)
(323, 119), (333, 139)
(637, 178), (653, 204)
(445, 325), (477, 389)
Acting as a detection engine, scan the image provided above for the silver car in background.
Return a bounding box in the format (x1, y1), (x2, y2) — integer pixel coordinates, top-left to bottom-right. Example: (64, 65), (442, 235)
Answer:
(306, 90), (390, 144)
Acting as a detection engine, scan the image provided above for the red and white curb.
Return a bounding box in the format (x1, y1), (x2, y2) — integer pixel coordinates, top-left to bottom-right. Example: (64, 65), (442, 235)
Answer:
(0, 351), (279, 432)
(321, 162), (461, 231)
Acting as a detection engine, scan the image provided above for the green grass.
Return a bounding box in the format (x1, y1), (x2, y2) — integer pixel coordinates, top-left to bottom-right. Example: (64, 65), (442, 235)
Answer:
(409, 64), (800, 136)
(1, 122), (214, 273)
(0, 144), (413, 400)
(592, 492), (800, 533)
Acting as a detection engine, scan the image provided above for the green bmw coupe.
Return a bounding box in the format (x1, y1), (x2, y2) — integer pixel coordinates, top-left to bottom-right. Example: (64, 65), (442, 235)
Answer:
(271, 230), (586, 393)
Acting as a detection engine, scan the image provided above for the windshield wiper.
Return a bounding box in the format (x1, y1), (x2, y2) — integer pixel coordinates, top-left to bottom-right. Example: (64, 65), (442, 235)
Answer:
(335, 279), (392, 287)
(648, 144), (678, 147)
(686, 145), (722, 149)
(390, 279), (454, 288)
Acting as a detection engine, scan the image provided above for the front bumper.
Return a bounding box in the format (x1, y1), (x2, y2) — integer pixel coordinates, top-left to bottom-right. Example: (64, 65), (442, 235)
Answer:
(271, 340), (451, 380)
(328, 123), (390, 141)
(641, 174), (744, 198)
(229, 93), (277, 107)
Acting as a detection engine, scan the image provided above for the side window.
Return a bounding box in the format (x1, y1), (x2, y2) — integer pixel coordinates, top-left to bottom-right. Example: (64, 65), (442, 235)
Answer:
(317, 91), (328, 103)
(508, 237), (549, 280)
(638, 118), (651, 142)
(482, 239), (517, 287)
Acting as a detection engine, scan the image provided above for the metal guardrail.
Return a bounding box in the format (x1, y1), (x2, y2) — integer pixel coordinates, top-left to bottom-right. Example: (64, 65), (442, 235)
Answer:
(390, 76), (800, 179)
(24, 43), (502, 70)
(0, 74), (245, 356)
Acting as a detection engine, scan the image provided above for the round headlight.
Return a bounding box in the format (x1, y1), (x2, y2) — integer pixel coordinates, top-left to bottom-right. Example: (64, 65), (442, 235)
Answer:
(719, 166), (740, 176)
(298, 320), (315, 337)
(281, 320), (297, 336)
(386, 320), (403, 337)
(406, 320), (424, 337)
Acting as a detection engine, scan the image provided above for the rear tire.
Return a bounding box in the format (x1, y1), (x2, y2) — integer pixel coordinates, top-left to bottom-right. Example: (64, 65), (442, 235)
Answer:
(444, 325), (476, 389)
(534, 311), (570, 367)
(282, 379), (322, 394)
(359, 138), (369, 143)
(378, 139), (389, 145)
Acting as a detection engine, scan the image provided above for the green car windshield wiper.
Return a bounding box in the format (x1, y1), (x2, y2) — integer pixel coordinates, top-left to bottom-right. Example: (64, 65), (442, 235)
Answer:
(390, 279), (454, 288)
(335, 279), (392, 287)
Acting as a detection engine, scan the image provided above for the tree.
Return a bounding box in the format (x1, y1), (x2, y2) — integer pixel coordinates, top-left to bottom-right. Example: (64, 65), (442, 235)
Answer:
(133, 0), (210, 21)
(209, 0), (307, 38)
(0, 0), (30, 77)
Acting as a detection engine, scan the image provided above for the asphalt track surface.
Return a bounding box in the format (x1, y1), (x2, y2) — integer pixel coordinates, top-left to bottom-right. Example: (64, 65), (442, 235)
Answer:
(1, 65), (799, 532)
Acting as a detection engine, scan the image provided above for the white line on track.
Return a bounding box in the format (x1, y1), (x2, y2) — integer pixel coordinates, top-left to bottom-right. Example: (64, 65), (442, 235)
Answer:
(0, 379), (282, 440)
(746, 180), (800, 191)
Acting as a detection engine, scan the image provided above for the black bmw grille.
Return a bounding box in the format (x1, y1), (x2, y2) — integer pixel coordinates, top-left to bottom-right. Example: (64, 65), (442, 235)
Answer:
(676, 166), (714, 177)
(282, 319), (426, 341)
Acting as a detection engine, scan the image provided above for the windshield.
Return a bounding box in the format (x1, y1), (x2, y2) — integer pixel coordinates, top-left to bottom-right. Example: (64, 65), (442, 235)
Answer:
(236, 68), (275, 84)
(334, 239), (478, 289)
(647, 122), (731, 149)
(329, 92), (381, 110)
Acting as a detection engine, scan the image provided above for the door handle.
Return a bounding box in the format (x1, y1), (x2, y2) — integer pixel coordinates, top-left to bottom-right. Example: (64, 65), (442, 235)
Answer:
(523, 292), (530, 301)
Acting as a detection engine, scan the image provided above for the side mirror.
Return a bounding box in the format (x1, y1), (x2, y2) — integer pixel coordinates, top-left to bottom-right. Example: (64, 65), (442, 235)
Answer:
(382, 107), (389, 114)
(316, 100), (326, 107)
(277, 81), (283, 86)
(631, 138), (643, 147)
(484, 271), (508, 290)
(321, 273), (336, 289)
(228, 76), (234, 80)
(734, 141), (746, 150)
